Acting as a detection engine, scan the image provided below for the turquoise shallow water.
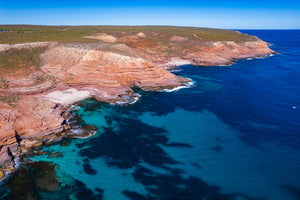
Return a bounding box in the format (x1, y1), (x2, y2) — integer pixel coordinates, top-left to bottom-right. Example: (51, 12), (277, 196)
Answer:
(1, 30), (300, 200)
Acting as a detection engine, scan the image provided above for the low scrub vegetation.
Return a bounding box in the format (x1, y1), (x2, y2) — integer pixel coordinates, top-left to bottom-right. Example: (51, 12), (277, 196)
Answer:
(0, 46), (47, 73)
(0, 95), (18, 107)
(0, 25), (257, 44)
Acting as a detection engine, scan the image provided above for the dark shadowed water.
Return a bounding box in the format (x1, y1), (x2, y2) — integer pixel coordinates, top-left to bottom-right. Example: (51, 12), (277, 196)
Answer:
(1, 30), (299, 200)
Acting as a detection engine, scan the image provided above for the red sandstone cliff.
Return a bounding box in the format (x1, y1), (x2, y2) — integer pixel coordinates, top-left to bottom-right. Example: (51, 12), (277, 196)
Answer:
(0, 30), (275, 180)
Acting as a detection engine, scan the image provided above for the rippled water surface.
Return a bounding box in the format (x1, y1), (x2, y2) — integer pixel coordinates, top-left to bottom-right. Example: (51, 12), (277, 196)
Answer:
(1, 30), (300, 200)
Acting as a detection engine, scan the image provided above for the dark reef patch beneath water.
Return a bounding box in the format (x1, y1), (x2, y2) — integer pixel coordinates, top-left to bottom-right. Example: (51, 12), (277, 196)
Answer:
(77, 116), (184, 169)
(83, 159), (97, 175)
(72, 103), (261, 200)
(122, 166), (244, 200)
(0, 160), (104, 200)
(0, 161), (59, 200)
(74, 180), (104, 200)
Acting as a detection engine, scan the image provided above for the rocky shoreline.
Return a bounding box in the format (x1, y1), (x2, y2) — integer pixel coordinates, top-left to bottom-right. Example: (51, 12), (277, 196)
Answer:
(0, 30), (275, 181)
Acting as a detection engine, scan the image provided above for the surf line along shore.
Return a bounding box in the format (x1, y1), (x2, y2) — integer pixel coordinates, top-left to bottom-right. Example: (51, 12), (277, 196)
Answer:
(0, 26), (275, 181)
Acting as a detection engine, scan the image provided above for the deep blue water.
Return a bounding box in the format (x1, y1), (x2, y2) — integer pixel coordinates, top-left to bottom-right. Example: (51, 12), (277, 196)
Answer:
(1, 30), (300, 200)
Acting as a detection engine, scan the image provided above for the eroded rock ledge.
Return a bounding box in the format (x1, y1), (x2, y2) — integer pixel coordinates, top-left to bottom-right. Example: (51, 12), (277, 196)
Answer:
(0, 30), (275, 180)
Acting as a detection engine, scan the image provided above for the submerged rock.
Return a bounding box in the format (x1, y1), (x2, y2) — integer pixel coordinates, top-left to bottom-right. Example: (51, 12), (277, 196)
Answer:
(67, 124), (98, 139)
(33, 161), (59, 192)
(47, 152), (63, 158)
(59, 140), (70, 147)
(67, 113), (85, 128)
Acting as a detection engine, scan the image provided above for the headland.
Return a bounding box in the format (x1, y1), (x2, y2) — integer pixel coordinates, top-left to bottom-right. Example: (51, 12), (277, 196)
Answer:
(0, 25), (275, 180)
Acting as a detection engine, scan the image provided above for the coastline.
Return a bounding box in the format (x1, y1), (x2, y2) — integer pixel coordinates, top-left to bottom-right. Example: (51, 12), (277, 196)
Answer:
(0, 52), (273, 182)
(0, 27), (275, 181)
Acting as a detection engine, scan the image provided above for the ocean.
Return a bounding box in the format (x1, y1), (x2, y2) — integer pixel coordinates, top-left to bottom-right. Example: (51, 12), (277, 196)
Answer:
(1, 30), (299, 200)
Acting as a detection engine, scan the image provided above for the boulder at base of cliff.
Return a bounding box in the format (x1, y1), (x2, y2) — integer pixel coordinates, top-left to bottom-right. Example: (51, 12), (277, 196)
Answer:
(0, 146), (15, 173)
(67, 124), (98, 139)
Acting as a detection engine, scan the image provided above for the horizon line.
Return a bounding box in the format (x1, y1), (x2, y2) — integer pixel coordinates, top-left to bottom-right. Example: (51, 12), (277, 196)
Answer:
(0, 24), (299, 30)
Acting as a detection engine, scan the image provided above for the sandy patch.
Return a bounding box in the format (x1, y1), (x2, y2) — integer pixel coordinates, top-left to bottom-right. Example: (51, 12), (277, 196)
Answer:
(159, 58), (192, 69)
(42, 88), (93, 106)
(84, 34), (117, 43)
(169, 35), (189, 42)
(136, 32), (147, 38)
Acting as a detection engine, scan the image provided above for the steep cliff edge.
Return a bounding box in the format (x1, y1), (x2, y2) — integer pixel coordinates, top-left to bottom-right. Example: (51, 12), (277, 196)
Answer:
(117, 32), (274, 67)
(0, 26), (275, 180)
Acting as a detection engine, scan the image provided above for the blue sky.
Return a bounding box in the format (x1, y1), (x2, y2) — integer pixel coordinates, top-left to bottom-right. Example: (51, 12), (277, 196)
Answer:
(0, 0), (299, 29)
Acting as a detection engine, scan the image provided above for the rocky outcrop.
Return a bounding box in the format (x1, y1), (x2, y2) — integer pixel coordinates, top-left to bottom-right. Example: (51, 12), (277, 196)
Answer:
(0, 42), (52, 52)
(0, 29), (275, 180)
(83, 33), (117, 43)
(0, 97), (65, 180)
(117, 33), (275, 67)
(136, 32), (147, 38)
(13, 97), (64, 139)
(40, 43), (188, 102)
(183, 40), (274, 66)
(0, 102), (16, 147)
(0, 146), (15, 177)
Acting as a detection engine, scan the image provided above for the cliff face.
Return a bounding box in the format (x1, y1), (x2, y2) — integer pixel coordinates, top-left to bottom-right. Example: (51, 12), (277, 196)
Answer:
(0, 29), (275, 180)
(115, 32), (274, 67)
(40, 44), (187, 101)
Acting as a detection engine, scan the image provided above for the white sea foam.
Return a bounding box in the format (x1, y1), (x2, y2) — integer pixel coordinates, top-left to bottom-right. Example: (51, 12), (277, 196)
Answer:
(67, 105), (77, 112)
(69, 128), (97, 139)
(69, 128), (83, 136)
(245, 53), (276, 61)
(130, 94), (141, 104)
(2, 157), (22, 179)
(163, 78), (195, 92)
(14, 157), (21, 169)
(218, 63), (233, 67)
(200, 77), (224, 82)
(47, 139), (55, 143)
(255, 56), (266, 59)
(170, 69), (183, 73)
(115, 93), (141, 105)
(4, 171), (11, 176)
